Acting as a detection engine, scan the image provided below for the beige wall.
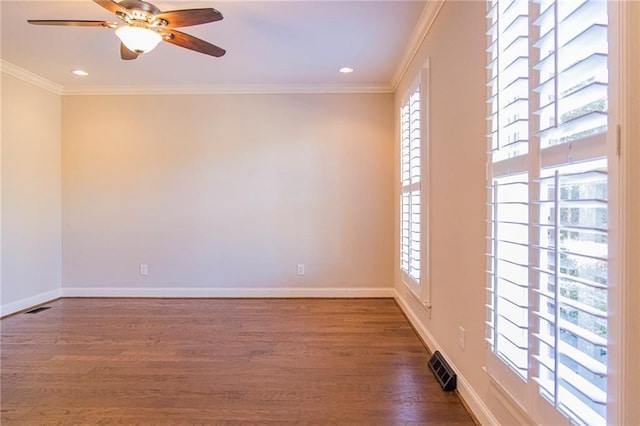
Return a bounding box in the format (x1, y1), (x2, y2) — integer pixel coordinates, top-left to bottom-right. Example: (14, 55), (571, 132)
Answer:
(393, 0), (506, 421)
(620, 1), (640, 422)
(1, 73), (62, 314)
(62, 93), (394, 293)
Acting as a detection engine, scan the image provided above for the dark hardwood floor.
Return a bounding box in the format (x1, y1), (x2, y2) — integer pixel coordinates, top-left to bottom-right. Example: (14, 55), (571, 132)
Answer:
(1, 298), (474, 425)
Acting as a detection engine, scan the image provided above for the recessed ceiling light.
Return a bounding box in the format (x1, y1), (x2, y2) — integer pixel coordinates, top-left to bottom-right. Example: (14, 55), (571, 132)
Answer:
(339, 67), (354, 74)
(71, 70), (89, 76)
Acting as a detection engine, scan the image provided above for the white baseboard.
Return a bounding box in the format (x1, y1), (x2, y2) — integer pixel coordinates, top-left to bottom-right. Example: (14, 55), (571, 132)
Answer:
(1, 286), (393, 317)
(61, 286), (394, 299)
(393, 288), (498, 426)
(0, 288), (62, 317)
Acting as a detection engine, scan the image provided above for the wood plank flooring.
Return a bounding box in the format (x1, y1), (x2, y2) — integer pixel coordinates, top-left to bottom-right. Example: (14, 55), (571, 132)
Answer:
(1, 298), (474, 425)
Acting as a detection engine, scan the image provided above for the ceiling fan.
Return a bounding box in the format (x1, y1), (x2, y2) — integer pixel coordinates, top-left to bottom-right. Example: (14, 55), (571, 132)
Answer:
(28, 0), (226, 60)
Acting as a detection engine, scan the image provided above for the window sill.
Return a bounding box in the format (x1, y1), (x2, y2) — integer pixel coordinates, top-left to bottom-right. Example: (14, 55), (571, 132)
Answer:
(404, 281), (432, 318)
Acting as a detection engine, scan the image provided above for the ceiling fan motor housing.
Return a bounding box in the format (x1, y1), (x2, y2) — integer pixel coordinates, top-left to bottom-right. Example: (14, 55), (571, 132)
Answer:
(119, 0), (161, 18)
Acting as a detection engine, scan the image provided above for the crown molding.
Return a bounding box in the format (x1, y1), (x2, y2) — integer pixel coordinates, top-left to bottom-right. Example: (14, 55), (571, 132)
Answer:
(1, 60), (63, 95)
(391, 0), (446, 92)
(61, 83), (393, 96)
(1, 61), (392, 96)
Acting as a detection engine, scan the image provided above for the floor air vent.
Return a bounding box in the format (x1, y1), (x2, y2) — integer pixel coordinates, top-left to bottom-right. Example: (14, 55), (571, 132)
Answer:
(25, 307), (51, 314)
(428, 351), (457, 391)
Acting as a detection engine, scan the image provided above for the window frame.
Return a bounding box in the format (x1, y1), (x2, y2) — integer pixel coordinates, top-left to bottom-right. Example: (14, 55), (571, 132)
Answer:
(399, 65), (431, 306)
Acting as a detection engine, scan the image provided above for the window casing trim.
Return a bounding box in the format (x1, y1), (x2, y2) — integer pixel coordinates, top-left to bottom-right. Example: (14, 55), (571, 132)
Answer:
(399, 63), (431, 307)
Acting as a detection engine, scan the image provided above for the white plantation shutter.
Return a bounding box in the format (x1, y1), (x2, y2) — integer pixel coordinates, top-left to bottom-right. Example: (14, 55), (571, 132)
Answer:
(486, 0), (530, 380)
(534, 0), (608, 149)
(487, 173), (530, 378)
(487, 0), (530, 162)
(400, 87), (421, 286)
(486, 0), (610, 424)
(534, 163), (609, 425)
(531, 0), (609, 424)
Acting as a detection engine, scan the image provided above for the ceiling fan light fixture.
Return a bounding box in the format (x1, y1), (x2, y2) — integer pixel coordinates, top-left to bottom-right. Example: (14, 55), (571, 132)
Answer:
(115, 25), (162, 54)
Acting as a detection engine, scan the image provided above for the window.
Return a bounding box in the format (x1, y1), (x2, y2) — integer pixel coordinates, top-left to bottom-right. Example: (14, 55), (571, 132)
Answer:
(486, 1), (611, 425)
(400, 86), (421, 292)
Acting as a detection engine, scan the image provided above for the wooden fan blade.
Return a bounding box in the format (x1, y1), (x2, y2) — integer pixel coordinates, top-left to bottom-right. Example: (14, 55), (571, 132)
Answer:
(163, 30), (225, 57)
(120, 43), (139, 60)
(153, 8), (223, 28)
(28, 20), (114, 27)
(93, 0), (129, 16)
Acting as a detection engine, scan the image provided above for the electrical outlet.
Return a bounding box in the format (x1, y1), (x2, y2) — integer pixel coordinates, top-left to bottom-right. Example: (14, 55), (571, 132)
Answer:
(459, 326), (465, 350)
(140, 264), (148, 276)
(297, 264), (305, 276)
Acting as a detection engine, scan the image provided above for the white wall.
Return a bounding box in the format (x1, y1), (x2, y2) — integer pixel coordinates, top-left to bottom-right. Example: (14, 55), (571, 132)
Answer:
(61, 93), (395, 296)
(1, 73), (62, 315)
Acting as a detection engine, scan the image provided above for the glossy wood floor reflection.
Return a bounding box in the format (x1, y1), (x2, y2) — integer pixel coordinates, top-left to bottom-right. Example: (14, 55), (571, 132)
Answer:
(1, 298), (474, 425)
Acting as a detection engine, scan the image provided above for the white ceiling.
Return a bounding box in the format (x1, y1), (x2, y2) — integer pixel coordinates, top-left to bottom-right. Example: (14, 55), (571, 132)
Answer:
(1, 0), (429, 93)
